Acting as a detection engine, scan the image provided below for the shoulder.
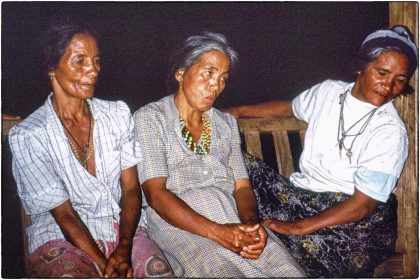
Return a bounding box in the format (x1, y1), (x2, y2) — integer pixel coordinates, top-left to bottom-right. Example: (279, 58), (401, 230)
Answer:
(212, 107), (238, 129)
(91, 98), (131, 118)
(314, 79), (350, 96)
(133, 96), (174, 135)
(371, 103), (407, 135)
(134, 96), (171, 122)
(9, 104), (50, 144)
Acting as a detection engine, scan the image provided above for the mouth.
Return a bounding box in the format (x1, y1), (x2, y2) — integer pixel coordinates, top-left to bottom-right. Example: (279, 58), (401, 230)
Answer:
(374, 90), (388, 98)
(79, 83), (95, 90)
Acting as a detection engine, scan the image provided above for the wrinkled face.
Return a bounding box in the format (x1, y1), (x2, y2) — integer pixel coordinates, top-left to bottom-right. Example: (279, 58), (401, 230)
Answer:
(52, 33), (100, 100)
(352, 50), (409, 107)
(176, 50), (230, 112)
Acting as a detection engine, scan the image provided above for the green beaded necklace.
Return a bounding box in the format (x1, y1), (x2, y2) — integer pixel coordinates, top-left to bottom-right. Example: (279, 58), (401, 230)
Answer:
(180, 114), (212, 155)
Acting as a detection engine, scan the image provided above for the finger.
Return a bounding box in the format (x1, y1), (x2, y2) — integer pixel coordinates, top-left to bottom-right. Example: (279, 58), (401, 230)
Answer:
(246, 241), (265, 251)
(239, 249), (261, 259)
(116, 263), (130, 278)
(104, 259), (116, 278)
(242, 223), (260, 232)
(127, 267), (133, 278)
(263, 219), (272, 226)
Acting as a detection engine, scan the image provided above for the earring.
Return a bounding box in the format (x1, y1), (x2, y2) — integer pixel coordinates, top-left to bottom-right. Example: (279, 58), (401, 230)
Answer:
(176, 71), (184, 81)
(357, 71), (361, 75)
(48, 72), (55, 80)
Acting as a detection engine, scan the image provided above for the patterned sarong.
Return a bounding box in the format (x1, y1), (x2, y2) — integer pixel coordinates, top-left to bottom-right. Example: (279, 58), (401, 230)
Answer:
(244, 153), (397, 278)
(27, 224), (173, 278)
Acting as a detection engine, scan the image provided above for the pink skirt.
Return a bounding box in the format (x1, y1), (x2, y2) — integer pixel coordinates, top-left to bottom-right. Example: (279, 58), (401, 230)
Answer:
(27, 224), (173, 278)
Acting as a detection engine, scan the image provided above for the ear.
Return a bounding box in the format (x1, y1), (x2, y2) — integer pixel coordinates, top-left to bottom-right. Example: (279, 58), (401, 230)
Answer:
(175, 68), (185, 82)
(48, 71), (55, 79)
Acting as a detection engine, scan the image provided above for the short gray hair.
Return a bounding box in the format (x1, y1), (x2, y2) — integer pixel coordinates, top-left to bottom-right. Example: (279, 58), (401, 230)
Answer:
(167, 31), (238, 94)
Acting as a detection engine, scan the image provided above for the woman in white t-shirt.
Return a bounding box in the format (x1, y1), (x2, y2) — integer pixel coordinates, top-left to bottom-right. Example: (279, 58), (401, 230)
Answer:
(224, 25), (417, 277)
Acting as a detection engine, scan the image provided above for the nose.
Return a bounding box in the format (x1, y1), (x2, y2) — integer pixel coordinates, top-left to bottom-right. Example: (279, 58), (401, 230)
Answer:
(209, 76), (221, 94)
(382, 77), (394, 92)
(85, 59), (99, 80)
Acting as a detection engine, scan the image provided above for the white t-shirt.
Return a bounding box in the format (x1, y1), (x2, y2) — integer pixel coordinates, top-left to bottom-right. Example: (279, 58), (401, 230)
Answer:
(290, 80), (408, 202)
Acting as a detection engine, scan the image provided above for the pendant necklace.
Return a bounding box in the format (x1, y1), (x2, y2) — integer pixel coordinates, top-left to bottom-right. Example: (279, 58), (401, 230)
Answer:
(337, 90), (378, 164)
(56, 103), (95, 168)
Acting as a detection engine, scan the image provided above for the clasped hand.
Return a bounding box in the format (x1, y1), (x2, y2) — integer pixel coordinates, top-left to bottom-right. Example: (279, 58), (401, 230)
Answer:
(215, 223), (267, 259)
(102, 245), (133, 278)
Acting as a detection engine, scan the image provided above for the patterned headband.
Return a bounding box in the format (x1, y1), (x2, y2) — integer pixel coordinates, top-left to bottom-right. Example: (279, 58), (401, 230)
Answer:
(360, 25), (418, 77)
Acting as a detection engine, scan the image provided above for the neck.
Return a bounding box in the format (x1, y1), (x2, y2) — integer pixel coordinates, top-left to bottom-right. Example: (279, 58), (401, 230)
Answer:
(174, 94), (203, 127)
(52, 95), (89, 121)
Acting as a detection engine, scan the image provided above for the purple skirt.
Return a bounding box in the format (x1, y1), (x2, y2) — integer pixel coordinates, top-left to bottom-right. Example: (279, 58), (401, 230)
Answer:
(27, 224), (173, 278)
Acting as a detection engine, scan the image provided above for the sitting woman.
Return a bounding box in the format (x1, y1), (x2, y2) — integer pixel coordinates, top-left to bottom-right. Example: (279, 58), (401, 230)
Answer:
(9, 17), (172, 278)
(224, 25), (418, 277)
(134, 31), (306, 278)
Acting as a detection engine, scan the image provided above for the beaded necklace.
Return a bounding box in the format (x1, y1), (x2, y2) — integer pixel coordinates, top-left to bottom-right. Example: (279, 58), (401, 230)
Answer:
(57, 103), (95, 168)
(337, 90), (378, 164)
(180, 114), (212, 155)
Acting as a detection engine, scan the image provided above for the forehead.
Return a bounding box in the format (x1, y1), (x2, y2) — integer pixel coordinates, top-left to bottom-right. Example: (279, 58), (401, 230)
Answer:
(371, 50), (409, 74)
(65, 33), (99, 54)
(195, 50), (230, 68)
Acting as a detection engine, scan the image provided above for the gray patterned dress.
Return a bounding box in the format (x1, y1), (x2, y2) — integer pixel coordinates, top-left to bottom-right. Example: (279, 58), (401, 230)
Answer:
(134, 95), (306, 278)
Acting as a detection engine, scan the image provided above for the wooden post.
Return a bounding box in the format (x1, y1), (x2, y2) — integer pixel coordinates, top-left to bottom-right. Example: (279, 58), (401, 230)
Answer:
(389, 2), (418, 277)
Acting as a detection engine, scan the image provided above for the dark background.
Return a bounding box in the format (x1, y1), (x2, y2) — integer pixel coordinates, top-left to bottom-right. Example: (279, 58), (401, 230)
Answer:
(1, 2), (388, 278)
(2, 2), (388, 118)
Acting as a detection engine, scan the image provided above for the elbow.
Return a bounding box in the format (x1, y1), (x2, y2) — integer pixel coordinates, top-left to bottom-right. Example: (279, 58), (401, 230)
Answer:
(142, 188), (161, 210)
(353, 201), (377, 222)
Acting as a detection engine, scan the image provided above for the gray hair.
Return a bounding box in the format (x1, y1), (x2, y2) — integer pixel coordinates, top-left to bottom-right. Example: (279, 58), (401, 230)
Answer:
(353, 46), (413, 95)
(167, 31), (239, 94)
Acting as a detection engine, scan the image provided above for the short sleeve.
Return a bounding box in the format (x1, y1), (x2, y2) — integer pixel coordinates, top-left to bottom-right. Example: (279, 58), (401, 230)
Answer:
(9, 127), (69, 214)
(292, 81), (329, 122)
(227, 115), (249, 180)
(354, 123), (408, 202)
(134, 108), (168, 184)
(116, 101), (143, 170)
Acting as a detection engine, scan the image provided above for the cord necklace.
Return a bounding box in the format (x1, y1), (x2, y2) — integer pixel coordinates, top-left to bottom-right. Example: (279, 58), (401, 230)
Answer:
(337, 90), (378, 164)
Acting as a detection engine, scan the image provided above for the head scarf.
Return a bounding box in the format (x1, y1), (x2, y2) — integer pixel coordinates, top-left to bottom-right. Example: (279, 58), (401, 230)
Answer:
(359, 25), (418, 77)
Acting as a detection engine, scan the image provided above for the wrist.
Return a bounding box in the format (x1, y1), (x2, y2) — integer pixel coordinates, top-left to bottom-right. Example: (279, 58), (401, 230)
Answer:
(117, 237), (133, 249)
(292, 218), (313, 235)
(205, 221), (222, 242)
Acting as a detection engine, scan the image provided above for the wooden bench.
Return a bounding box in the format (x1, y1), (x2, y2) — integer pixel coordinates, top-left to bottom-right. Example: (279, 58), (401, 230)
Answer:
(2, 115), (418, 277)
(237, 117), (416, 278)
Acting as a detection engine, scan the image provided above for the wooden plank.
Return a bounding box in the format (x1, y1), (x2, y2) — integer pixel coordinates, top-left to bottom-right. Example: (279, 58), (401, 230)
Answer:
(389, 2), (419, 278)
(373, 253), (404, 277)
(272, 131), (294, 177)
(2, 120), (20, 142)
(238, 118), (307, 133)
(244, 131), (263, 160)
(299, 130), (306, 149)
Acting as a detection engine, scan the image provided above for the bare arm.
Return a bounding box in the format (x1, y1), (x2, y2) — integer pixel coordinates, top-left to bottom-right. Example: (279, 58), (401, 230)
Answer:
(264, 189), (377, 235)
(233, 179), (268, 259)
(104, 166), (141, 278)
(223, 100), (294, 119)
(233, 179), (259, 225)
(50, 200), (108, 273)
(142, 177), (257, 254)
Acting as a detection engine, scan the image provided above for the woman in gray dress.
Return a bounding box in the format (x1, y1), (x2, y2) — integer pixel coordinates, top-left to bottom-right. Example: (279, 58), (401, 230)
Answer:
(134, 31), (305, 278)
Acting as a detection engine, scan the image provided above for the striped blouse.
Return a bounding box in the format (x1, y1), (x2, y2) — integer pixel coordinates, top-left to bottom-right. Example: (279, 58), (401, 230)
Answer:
(9, 93), (142, 253)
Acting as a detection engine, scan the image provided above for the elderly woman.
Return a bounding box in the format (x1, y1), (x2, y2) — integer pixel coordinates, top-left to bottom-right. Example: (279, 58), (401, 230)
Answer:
(8, 18), (172, 278)
(134, 31), (306, 278)
(224, 25), (418, 277)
